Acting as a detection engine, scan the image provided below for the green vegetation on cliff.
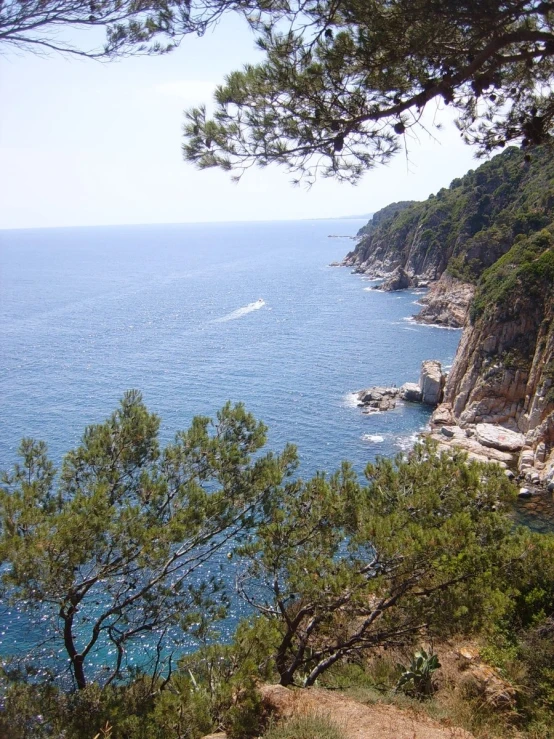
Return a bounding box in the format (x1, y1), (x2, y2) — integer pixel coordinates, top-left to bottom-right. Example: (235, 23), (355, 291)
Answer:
(356, 201), (417, 238)
(348, 145), (554, 284)
(349, 146), (554, 477)
(471, 228), (554, 321)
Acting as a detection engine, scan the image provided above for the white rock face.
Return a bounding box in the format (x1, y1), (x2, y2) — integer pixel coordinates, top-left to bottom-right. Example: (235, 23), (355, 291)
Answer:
(475, 423), (526, 451)
(429, 427), (514, 467)
(420, 360), (444, 405)
(519, 449), (535, 473)
(400, 382), (422, 402)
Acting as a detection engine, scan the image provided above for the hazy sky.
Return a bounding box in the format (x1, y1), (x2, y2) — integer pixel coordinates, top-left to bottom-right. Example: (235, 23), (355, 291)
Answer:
(1, 14), (483, 229)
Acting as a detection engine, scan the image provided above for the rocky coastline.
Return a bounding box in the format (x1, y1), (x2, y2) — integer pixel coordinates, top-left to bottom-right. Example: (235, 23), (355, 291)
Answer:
(342, 148), (554, 510)
(354, 355), (554, 505)
(414, 274), (474, 328)
(337, 258), (474, 329)
(344, 266), (553, 506)
(355, 277), (554, 499)
(355, 360), (444, 413)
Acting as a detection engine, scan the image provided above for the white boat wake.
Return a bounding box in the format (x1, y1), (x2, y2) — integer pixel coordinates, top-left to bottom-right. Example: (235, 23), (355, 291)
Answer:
(215, 299), (265, 323)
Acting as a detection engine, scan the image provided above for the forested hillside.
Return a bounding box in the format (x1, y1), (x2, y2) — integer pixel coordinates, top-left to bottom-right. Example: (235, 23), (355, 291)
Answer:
(345, 145), (554, 285)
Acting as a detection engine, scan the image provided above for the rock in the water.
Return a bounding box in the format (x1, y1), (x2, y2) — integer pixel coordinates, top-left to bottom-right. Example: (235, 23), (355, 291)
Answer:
(518, 488), (532, 498)
(420, 360), (444, 405)
(474, 423), (525, 452)
(357, 386), (399, 412)
(400, 382), (422, 402)
(380, 266), (412, 291)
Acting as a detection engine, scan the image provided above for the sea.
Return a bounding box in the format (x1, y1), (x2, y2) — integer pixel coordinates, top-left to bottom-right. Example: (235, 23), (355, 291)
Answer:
(0, 219), (460, 473)
(0, 219), (462, 679)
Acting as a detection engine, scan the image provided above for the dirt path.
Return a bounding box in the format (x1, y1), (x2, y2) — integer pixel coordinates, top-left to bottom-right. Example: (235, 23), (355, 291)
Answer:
(260, 685), (474, 739)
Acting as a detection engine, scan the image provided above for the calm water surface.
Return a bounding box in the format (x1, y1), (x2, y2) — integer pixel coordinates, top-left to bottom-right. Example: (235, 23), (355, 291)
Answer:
(0, 219), (462, 675)
(1, 220), (460, 471)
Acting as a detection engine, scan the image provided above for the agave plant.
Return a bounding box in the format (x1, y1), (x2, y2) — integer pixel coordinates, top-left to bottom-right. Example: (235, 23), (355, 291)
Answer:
(396, 648), (441, 697)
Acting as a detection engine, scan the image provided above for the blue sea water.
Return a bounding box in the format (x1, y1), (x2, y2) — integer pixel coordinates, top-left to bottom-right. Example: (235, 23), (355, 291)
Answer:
(0, 220), (460, 473)
(0, 219), (461, 678)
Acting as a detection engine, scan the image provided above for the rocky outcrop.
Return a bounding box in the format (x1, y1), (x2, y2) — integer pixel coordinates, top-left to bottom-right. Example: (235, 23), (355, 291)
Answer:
(344, 146), (554, 291)
(455, 646), (517, 710)
(415, 274), (475, 328)
(400, 382), (422, 402)
(431, 245), (554, 485)
(474, 423), (525, 452)
(357, 387), (399, 412)
(429, 425), (514, 468)
(345, 147), (554, 492)
(342, 197), (446, 282)
(355, 363), (444, 413)
(420, 360), (445, 405)
(436, 304), (553, 439)
(380, 266), (413, 291)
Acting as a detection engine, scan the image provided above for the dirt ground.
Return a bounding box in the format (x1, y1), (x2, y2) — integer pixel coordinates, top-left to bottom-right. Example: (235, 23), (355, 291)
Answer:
(260, 684), (475, 739)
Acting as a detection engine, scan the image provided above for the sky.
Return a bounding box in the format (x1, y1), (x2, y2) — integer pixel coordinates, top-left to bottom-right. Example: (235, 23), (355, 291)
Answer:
(1, 14), (483, 230)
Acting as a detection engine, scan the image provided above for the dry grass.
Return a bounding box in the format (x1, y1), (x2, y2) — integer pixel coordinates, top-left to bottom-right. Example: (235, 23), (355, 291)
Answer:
(260, 684), (474, 738)
(317, 642), (527, 739)
(262, 714), (348, 739)
(257, 637), (552, 739)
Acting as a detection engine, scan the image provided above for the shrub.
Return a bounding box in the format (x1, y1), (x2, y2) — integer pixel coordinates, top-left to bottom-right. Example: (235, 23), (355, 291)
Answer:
(396, 649), (441, 698)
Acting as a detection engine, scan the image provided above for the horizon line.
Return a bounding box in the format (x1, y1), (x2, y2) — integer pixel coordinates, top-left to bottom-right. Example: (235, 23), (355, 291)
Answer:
(0, 213), (373, 233)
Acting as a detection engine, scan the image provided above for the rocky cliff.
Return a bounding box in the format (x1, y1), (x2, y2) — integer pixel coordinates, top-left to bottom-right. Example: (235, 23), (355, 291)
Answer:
(345, 146), (554, 488)
(416, 275), (475, 328)
(432, 232), (554, 487)
(344, 145), (554, 327)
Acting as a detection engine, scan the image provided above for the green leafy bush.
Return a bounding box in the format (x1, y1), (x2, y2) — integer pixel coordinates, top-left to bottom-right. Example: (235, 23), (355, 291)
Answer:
(396, 648), (441, 697)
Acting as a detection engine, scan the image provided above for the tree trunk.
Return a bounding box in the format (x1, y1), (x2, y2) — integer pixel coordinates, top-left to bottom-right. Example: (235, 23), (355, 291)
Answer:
(62, 608), (87, 689)
(72, 655), (87, 690)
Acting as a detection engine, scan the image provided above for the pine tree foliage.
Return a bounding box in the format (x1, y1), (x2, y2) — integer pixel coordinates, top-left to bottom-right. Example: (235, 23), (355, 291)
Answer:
(0, 395), (548, 700)
(236, 442), (526, 687)
(183, 0), (554, 183)
(0, 391), (296, 689)
(0, 0), (254, 58)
